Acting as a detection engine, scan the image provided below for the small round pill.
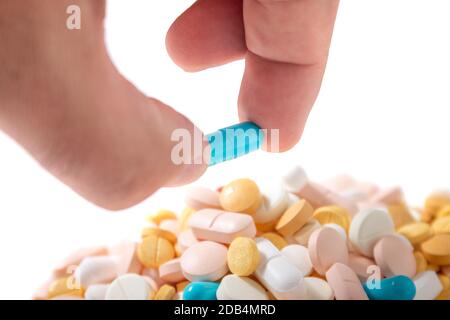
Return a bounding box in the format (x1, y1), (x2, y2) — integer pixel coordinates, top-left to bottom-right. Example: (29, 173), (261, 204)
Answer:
(137, 234), (175, 268)
(276, 199), (314, 237)
(219, 178), (262, 214)
(227, 237), (260, 276)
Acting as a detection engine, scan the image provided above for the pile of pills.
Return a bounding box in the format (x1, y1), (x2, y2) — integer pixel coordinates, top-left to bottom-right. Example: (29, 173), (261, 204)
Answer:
(35, 166), (450, 300)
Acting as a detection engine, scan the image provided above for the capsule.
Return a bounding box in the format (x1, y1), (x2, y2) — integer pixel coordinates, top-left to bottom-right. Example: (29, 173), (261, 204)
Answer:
(206, 122), (264, 166)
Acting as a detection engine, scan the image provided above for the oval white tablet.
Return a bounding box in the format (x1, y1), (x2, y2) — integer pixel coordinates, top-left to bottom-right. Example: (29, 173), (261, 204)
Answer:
(349, 208), (395, 257)
(216, 275), (268, 300)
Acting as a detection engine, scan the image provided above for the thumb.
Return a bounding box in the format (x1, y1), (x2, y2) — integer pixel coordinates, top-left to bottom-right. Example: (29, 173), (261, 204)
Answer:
(0, 0), (207, 210)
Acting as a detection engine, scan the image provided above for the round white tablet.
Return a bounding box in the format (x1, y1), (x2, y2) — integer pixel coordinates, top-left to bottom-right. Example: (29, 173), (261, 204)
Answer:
(349, 208), (395, 257)
(281, 244), (313, 276)
(105, 274), (152, 300)
(216, 275), (268, 300)
(304, 277), (334, 300)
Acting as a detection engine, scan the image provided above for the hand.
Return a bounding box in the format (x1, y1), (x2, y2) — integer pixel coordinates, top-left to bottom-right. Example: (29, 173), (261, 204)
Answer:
(167, 0), (339, 151)
(0, 0), (338, 210)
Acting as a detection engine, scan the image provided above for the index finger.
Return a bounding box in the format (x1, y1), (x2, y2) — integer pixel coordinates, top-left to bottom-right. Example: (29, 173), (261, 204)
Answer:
(239, 0), (340, 151)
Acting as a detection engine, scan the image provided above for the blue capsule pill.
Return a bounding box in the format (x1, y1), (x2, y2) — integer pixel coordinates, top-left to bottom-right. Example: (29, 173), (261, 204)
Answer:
(206, 122), (264, 166)
(363, 275), (416, 300)
(182, 282), (219, 300)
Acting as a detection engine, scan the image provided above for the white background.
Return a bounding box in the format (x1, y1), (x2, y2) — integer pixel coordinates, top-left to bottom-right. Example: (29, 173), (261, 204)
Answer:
(1, 0), (449, 299)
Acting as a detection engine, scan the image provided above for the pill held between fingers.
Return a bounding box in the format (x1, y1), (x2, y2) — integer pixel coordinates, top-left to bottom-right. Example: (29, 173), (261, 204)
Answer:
(349, 208), (395, 257)
(413, 271), (443, 300)
(304, 277), (334, 300)
(373, 235), (416, 278)
(325, 263), (368, 300)
(159, 258), (186, 283)
(217, 275), (268, 300)
(105, 274), (153, 300)
(308, 227), (349, 275)
(189, 209), (256, 244)
(397, 222), (433, 246)
(84, 284), (109, 300)
(420, 234), (450, 265)
(276, 199), (314, 237)
(185, 186), (221, 210)
(219, 178), (262, 214)
(180, 241), (228, 282)
(207, 122), (263, 166)
(137, 234), (175, 268)
(153, 284), (176, 300)
(260, 232), (288, 250)
(281, 244), (313, 277)
(146, 210), (177, 225)
(74, 256), (118, 287)
(227, 237), (260, 276)
(292, 219), (321, 246)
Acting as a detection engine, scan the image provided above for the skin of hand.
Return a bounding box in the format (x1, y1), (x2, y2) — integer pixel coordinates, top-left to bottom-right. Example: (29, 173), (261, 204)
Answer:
(0, 0), (339, 210)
